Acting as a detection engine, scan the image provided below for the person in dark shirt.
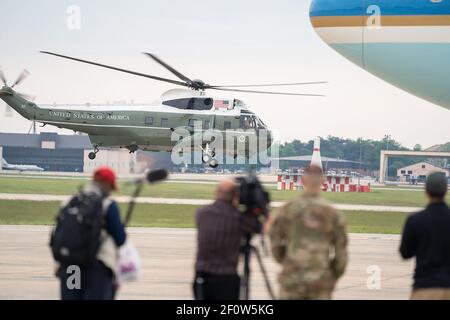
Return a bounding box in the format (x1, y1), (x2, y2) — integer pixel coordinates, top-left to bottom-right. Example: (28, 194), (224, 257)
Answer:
(400, 172), (450, 300)
(59, 167), (126, 300)
(193, 178), (262, 300)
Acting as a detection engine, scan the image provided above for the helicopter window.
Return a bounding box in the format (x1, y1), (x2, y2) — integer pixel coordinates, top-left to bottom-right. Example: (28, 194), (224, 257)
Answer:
(145, 116), (154, 126)
(163, 98), (213, 110)
(160, 118), (169, 127)
(234, 99), (245, 108)
(204, 98), (213, 107)
(255, 117), (266, 128)
(240, 115), (257, 129)
(224, 121), (232, 130)
(188, 119), (201, 128)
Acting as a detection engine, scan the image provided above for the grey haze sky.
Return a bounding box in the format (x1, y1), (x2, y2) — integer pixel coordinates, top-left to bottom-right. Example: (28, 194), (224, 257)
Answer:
(1, 0), (449, 148)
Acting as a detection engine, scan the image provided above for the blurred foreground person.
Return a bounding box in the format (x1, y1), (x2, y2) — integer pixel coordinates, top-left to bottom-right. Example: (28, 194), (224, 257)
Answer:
(50, 167), (126, 300)
(400, 172), (450, 300)
(193, 179), (261, 300)
(270, 165), (348, 300)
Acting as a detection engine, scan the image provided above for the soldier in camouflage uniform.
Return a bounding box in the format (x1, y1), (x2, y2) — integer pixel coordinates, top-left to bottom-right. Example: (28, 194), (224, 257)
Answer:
(269, 165), (348, 300)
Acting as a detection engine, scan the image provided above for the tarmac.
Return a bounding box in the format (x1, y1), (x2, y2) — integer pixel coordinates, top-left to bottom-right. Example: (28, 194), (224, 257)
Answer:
(0, 225), (414, 300)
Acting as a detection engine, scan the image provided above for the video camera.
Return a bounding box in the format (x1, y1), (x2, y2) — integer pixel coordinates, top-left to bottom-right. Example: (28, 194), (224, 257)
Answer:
(235, 171), (274, 300)
(235, 172), (270, 220)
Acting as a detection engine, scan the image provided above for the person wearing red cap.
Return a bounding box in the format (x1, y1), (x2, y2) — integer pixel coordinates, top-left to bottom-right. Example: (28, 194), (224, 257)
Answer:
(57, 166), (126, 300)
(93, 166), (119, 192)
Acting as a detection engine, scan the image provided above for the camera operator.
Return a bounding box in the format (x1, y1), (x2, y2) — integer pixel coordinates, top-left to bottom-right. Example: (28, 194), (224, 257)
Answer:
(193, 178), (262, 300)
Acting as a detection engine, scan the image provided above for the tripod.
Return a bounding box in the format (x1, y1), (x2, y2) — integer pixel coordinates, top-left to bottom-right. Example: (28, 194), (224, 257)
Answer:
(240, 234), (275, 300)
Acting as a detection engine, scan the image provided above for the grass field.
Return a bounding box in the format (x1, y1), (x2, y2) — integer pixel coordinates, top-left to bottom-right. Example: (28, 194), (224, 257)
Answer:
(0, 175), (447, 207)
(0, 200), (409, 234)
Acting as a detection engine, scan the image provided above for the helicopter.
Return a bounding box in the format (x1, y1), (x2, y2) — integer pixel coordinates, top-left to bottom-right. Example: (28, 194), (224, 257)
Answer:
(0, 52), (325, 168)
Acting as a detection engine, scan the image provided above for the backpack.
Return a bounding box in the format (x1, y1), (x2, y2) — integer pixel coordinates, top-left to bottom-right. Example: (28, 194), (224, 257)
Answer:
(50, 191), (105, 267)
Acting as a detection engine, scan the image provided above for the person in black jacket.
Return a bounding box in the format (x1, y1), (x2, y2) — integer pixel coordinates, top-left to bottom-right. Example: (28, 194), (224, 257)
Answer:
(399, 172), (450, 300)
(193, 179), (262, 300)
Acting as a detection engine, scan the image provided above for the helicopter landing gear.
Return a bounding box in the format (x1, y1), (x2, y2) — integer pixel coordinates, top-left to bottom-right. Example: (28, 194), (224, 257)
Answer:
(200, 144), (218, 168)
(88, 146), (99, 160)
(209, 159), (219, 168)
(126, 144), (139, 154)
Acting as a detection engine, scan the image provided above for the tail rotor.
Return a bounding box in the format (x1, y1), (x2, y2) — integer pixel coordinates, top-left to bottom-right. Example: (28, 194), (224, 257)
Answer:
(11, 69), (30, 88)
(0, 68), (7, 86)
(0, 68), (34, 100)
(0, 67), (37, 133)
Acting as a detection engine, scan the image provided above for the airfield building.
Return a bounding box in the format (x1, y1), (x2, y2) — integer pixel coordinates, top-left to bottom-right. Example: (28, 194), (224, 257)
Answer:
(0, 132), (138, 174)
(0, 132), (89, 172)
(397, 161), (449, 183)
(272, 155), (366, 173)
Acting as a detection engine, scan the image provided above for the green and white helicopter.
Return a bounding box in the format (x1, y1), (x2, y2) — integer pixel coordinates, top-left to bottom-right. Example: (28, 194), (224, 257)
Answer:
(0, 52), (324, 168)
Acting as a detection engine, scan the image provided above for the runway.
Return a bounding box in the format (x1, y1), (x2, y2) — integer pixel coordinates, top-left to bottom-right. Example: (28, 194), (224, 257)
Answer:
(0, 193), (421, 213)
(0, 225), (414, 300)
(2, 171), (420, 191)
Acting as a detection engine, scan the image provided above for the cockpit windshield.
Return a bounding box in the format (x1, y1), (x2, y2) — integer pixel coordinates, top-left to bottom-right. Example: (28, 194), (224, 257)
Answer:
(240, 114), (266, 129)
(234, 99), (245, 108)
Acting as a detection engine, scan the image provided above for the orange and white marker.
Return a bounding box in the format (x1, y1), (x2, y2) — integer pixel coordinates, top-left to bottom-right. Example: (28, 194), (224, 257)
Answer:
(310, 137), (322, 169)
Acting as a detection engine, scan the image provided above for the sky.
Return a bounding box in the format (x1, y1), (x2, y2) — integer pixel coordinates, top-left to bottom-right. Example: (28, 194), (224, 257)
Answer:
(0, 0), (449, 149)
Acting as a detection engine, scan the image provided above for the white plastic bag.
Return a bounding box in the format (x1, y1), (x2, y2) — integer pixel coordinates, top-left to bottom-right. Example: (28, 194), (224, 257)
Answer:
(118, 240), (141, 282)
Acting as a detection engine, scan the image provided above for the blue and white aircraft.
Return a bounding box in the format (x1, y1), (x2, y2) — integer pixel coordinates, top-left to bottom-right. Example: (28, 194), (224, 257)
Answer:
(310, 0), (450, 110)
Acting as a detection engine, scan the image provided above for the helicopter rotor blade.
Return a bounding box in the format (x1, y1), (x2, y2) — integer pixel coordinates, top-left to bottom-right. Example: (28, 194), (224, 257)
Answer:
(0, 68), (7, 86)
(208, 81), (327, 88)
(11, 69), (30, 88)
(143, 52), (193, 85)
(40, 51), (326, 97)
(40, 51), (189, 87)
(209, 87), (325, 97)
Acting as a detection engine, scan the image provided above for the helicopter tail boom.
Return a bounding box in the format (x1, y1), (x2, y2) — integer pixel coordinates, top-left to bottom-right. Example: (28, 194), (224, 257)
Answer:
(0, 87), (37, 120)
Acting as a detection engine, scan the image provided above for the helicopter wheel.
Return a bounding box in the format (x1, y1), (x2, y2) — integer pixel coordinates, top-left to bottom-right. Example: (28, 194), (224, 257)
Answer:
(202, 154), (211, 164)
(200, 143), (216, 163)
(88, 146), (99, 160)
(209, 159), (219, 168)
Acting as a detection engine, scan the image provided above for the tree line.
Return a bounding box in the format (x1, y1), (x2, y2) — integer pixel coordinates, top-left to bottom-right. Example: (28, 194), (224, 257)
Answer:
(278, 136), (448, 176)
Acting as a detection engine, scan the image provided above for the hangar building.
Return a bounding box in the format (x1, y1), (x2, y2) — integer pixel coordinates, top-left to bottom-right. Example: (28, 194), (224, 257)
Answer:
(397, 161), (449, 183)
(0, 132), (138, 174)
(272, 155), (366, 172)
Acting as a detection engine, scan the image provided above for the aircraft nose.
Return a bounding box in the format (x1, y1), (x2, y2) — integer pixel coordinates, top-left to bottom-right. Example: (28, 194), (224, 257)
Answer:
(310, 0), (365, 67)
